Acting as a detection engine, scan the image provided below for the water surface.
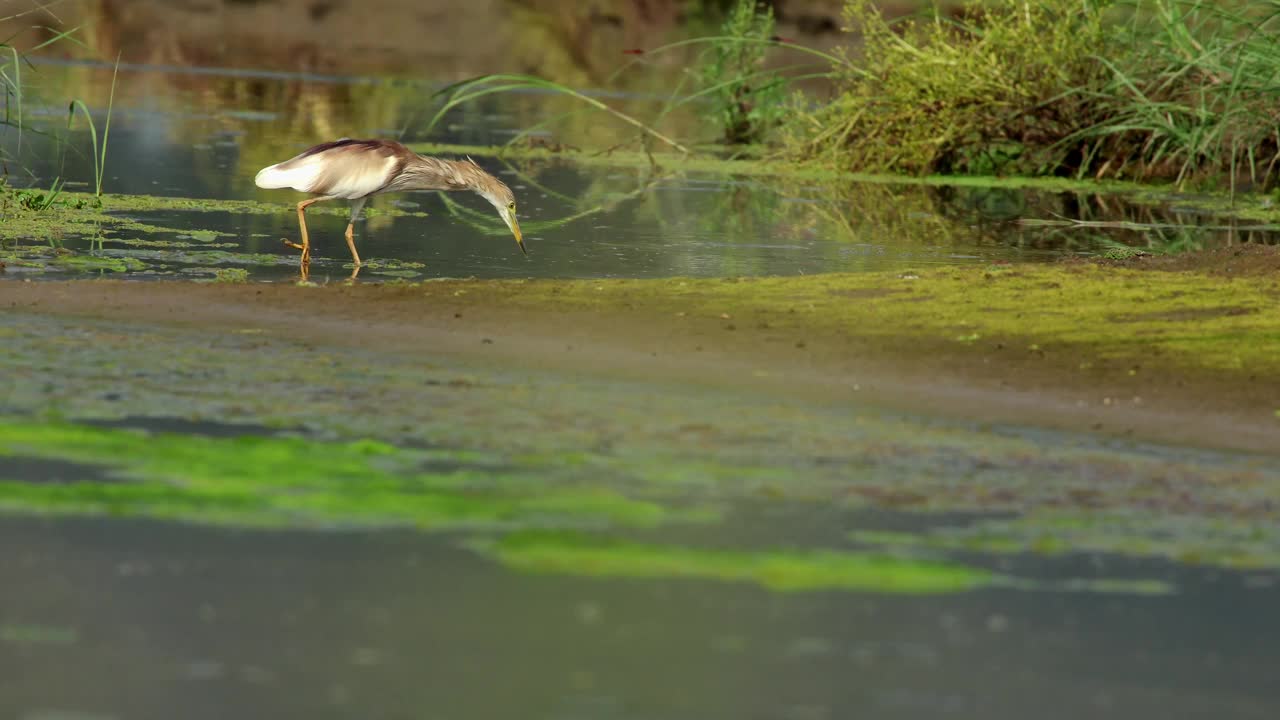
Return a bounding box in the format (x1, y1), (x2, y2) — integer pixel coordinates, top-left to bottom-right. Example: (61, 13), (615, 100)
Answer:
(2, 515), (1278, 720)
(3, 62), (1278, 281)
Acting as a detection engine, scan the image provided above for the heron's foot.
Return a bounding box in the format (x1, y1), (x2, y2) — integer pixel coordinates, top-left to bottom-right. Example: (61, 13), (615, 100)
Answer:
(282, 238), (312, 266)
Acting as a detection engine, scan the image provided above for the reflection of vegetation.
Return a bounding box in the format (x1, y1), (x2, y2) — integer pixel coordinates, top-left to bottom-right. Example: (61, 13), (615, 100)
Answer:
(1021, 216), (1228, 257)
(649, 171), (1272, 267)
(437, 167), (662, 238)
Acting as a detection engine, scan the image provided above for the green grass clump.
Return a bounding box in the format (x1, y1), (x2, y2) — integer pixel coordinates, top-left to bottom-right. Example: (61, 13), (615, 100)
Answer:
(793, 0), (1280, 188)
(793, 0), (1114, 176)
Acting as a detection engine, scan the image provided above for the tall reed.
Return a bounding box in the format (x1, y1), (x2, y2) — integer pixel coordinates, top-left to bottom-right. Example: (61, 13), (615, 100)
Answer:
(65, 54), (120, 197)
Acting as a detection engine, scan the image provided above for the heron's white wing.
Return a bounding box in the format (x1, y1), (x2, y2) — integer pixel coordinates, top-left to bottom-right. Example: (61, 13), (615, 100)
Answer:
(255, 140), (410, 199)
(254, 155), (327, 193)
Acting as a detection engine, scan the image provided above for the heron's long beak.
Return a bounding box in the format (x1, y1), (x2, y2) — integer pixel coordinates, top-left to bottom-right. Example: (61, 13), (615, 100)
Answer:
(503, 209), (526, 256)
(512, 218), (526, 256)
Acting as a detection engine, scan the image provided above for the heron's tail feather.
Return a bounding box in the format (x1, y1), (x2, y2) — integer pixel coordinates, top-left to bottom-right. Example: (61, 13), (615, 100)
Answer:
(254, 159), (324, 192)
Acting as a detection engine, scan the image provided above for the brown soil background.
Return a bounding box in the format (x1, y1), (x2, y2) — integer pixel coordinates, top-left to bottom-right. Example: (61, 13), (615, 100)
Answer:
(3, 0), (870, 81)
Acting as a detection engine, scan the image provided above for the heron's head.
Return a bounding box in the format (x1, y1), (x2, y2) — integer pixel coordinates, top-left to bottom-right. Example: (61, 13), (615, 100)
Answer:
(472, 169), (525, 256)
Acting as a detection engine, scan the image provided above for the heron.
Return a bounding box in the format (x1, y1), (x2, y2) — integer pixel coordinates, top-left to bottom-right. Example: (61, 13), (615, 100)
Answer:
(254, 138), (524, 274)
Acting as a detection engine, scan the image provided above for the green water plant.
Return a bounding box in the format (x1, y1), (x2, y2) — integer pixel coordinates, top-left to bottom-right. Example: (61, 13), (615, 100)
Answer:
(11, 181), (64, 212)
(422, 2), (848, 155)
(698, 0), (788, 144)
(425, 73), (691, 154)
(1, 26), (85, 159)
(64, 55), (119, 197)
(1, 26), (91, 215)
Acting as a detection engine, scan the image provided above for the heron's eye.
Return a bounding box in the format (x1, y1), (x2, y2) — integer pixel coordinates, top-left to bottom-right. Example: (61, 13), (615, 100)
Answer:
(507, 202), (516, 211)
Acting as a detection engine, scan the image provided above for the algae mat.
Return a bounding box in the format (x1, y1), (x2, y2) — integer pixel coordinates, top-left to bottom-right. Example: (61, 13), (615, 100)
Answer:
(3, 271), (1280, 579)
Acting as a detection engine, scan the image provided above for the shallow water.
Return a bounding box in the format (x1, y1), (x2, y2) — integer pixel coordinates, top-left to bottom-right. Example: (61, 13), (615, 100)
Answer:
(3, 62), (1278, 281)
(2, 514), (1278, 720)
(4, 61), (1280, 718)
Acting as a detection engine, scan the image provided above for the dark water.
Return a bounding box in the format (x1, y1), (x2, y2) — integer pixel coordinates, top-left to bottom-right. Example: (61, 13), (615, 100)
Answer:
(3, 516), (1278, 720)
(3, 62), (1278, 281)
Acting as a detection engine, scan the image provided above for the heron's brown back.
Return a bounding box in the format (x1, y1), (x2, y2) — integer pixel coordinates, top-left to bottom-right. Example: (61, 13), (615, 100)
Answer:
(256, 138), (511, 201)
(255, 139), (412, 199)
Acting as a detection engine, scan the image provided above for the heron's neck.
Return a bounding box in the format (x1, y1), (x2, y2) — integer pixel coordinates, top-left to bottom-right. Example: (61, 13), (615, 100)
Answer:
(405, 155), (492, 192)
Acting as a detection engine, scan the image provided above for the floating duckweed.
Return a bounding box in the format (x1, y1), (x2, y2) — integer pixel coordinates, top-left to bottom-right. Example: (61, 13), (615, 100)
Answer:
(50, 254), (146, 273)
(212, 267), (250, 283)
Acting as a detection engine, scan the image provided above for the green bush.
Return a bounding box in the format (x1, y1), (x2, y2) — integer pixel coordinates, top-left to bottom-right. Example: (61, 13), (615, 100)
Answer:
(1083, 0), (1280, 188)
(792, 0), (1115, 175)
(792, 0), (1280, 188)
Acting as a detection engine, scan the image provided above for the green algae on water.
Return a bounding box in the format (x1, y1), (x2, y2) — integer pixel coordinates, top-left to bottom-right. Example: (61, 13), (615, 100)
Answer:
(66, 191), (430, 219)
(51, 254), (146, 273)
(470, 530), (996, 594)
(488, 263), (1280, 378)
(0, 623), (80, 647)
(211, 267), (250, 283)
(853, 509), (1280, 571)
(0, 419), (672, 531)
(466, 530), (1174, 597)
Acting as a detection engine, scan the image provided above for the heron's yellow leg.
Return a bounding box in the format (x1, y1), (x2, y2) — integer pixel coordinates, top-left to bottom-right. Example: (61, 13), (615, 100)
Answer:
(283, 197), (325, 268)
(344, 223), (362, 267)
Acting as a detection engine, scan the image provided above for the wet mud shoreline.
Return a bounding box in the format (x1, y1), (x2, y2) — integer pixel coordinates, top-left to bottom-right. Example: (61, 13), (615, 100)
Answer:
(5, 262), (1278, 456)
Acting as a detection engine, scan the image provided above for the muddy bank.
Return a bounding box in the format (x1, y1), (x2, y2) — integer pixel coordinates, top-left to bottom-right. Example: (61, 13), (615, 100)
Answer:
(4, 259), (1278, 454)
